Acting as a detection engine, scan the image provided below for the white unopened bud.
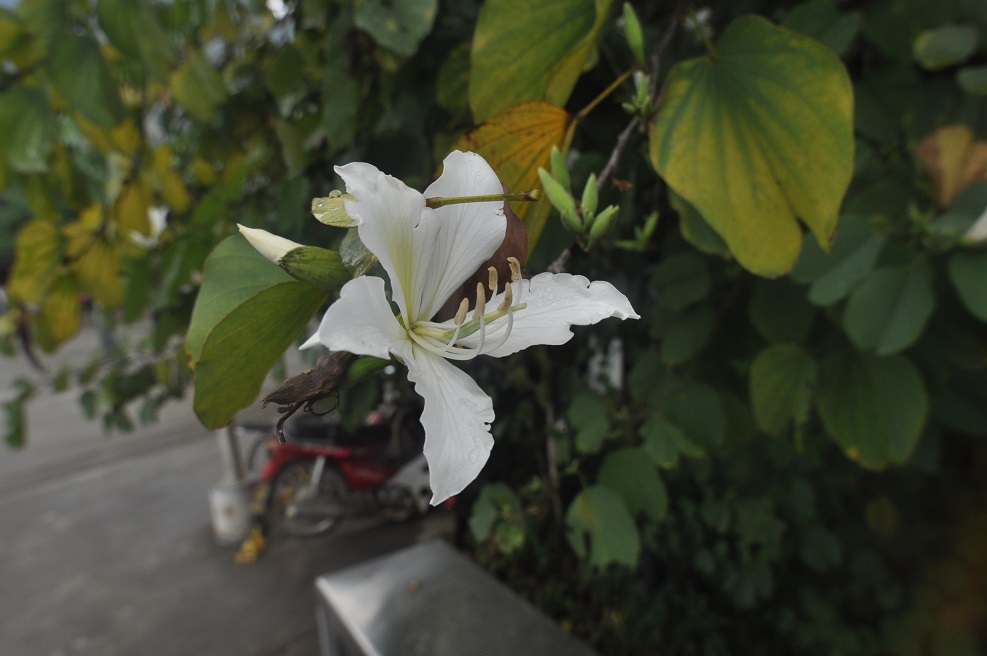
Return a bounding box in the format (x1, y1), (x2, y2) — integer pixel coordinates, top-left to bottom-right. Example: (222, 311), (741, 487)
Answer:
(963, 203), (987, 244)
(237, 224), (303, 264)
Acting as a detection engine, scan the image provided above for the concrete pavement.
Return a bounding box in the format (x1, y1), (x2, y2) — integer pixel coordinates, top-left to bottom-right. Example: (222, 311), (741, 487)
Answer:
(0, 327), (455, 656)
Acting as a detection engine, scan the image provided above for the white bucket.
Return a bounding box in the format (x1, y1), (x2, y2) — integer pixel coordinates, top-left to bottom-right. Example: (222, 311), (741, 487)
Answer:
(208, 480), (255, 546)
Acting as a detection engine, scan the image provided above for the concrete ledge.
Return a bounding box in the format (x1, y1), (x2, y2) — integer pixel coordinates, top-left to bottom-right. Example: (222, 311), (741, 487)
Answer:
(315, 539), (598, 656)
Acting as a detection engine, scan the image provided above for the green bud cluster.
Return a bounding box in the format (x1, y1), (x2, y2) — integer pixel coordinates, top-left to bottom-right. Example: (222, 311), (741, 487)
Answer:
(537, 146), (621, 251)
(621, 71), (653, 118)
(614, 210), (659, 252)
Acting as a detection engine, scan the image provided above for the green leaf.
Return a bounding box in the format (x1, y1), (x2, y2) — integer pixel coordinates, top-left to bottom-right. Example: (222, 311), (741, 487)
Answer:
(670, 190), (728, 258)
(651, 252), (710, 311)
(913, 25), (980, 71)
(468, 482), (521, 542)
(0, 86), (54, 173)
(48, 32), (124, 128)
(800, 214), (885, 305)
(187, 235), (295, 362)
(192, 280), (326, 428)
(265, 45), (307, 117)
(96, 0), (174, 79)
(565, 485), (640, 568)
(662, 382), (725, 450)
(469, 0), (602, 121)
(957, 65), (987, 95)
(948, 252), (987, 322)
(354, 0), (437, 57)
(436, 41), (471, 118)
(567, 391), (608, 453)
(816, 348), (928, 468)
(782, 0), (862, 56)
(627, 349), (666, 404)
(661, 304), (713, 365)
(170, 49), (227, 121)
(640, 415), (704, 469)
(800, 525), (843, 572)
(650, 15), (854, 276)
(598, 447), (668, 521)
(749, 343), (816, 436)
(748, 278), (816, 343)
(3, 379), (34, 448)
(843, 264), (935, 355)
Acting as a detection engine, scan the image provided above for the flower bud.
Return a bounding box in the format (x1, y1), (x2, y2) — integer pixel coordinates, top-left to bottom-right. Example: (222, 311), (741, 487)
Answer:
(588, 205), (620, 248)
(237, 224), (303, 264)
(538, 167), (579, 226)
(549, 146), (571, 194)
(581, 173), (599, 219)
(279, 246), (350, 292)
(623, 3), (646, 67)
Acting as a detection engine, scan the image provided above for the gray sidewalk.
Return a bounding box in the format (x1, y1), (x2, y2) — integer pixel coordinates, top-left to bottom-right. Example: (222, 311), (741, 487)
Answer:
(0, 328), (454, 656)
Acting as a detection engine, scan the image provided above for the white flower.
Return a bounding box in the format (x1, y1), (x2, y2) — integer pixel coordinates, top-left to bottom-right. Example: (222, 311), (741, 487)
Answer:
(302, 151), (639, 504)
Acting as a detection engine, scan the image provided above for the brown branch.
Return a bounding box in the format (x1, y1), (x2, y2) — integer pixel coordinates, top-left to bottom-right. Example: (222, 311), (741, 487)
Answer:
(596, 9), (683, 195)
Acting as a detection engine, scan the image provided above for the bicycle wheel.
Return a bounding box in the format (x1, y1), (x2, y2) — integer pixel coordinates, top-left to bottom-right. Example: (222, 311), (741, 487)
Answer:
(244, 433), (273, 476)
(266, 459), (349, 537)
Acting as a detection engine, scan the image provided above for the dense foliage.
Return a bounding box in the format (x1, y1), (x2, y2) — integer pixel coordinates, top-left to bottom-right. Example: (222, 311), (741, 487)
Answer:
(2, 0), (987, 653)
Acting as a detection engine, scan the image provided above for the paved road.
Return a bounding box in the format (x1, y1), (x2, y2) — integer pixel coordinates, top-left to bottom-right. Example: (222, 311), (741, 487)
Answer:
(0, 328), (454, 656)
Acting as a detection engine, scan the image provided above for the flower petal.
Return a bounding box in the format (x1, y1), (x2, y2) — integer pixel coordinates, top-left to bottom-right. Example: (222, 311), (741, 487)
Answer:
(405, 348), (495, 504)
(459, 272), (639, 358)
(334, 162), (424, 322)
(301, 275), (409, 360)
(416, 151), (506, 320)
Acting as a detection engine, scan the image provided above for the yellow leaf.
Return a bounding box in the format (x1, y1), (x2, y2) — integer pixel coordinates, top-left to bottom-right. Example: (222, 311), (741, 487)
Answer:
(191, 156), (217, 185)
(71, 239), (123, 308)
(64, 204), (105, 259)
(152, 145), (190, 213)
(115, 180), (152, 235)
(72, 112), (117, 154)
(110, 119), (141, 155)
(454, 101), (571, 254)
(37, 274), (81, 349)
(915, 124), (987, 208)
(7, 219), (63, 304)
(650, 16), (854, 276)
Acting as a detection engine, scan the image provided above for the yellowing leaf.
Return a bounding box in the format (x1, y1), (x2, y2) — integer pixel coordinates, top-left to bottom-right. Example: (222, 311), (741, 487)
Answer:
(7, 219), (62, 303)
(469, 0), (606, 122)
(191, 157), (217, 186)
(115, 179), (152, 235)
(37, 274), (81, 349)
(71, 239), (122, 308)
(152, 145), (191, 213)
(110, 120), (141, 154)
(454, 101), (571, 252)
(63, 204), (104, 259)
(650, 16), (854, 276)
(915, 124), (987, 208)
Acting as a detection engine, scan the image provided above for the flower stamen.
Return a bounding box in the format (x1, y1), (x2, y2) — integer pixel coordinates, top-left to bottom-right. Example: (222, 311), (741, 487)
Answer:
(472, 282), (486, 322)
(454, 297), (470, 325)
(488, 266), (498, 293)
(498, 281), (513, 311)
(507, 257), (521, 282)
